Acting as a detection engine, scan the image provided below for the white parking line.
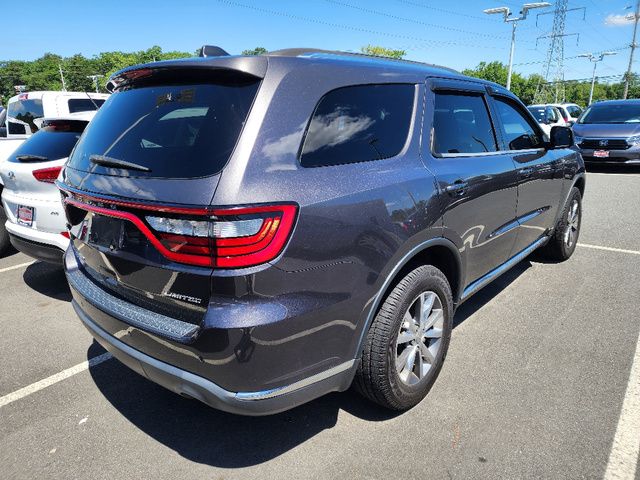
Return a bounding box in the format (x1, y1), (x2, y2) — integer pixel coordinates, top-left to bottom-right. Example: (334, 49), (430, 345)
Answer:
(604, 329), (640, 480)
(0, 261), (35, 274)
(577, 243), (640, 256)
(0, 353), (112, 408)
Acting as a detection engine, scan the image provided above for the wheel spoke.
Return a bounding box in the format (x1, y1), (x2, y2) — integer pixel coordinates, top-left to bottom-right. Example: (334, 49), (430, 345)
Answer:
(405, 345), (418, 373)
(418, 341), (435, 363)
(397, 330), (414, 344)
(424, 328), (443, 339)
(396, 345), (415, 374)
(420, 309), (443, 335)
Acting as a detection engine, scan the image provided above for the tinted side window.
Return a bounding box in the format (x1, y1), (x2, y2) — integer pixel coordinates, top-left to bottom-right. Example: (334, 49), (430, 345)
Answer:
(432, 92), (497, 154)
(300, 84), (415, 167)
(494, 98), (543, 150)
(567, 105), (583, 118)
(7, 98), (44, 135)
(68, 98), (106, 113)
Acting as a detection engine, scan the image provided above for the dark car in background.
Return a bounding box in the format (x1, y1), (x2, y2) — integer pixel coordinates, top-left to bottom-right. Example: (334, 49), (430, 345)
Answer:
(59, 48), (585, 415)
(573, 99), (640, 165)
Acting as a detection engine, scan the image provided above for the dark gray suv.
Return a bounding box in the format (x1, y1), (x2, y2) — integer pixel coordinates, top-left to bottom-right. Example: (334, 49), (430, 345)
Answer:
(59, 48), (585, 415)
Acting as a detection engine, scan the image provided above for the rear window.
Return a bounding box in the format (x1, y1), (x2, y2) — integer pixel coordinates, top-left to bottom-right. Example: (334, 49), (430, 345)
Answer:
(9, 120), (88, 163)
(300, 84), (415, 167)
(7, 98), (44, 135)
(527, 107), (547, 123)
(68, 98), (106, 113)
(67, 80), (260, 178)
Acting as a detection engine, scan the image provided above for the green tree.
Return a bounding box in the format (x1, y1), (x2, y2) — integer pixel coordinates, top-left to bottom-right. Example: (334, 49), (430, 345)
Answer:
(360, 45), (406, 59)
(242, 47), (268, 56)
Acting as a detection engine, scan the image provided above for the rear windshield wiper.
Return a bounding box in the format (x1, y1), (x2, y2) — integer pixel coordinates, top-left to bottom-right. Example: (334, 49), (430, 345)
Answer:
(90, 154), (151, 172)
(16, 154), (48, 162)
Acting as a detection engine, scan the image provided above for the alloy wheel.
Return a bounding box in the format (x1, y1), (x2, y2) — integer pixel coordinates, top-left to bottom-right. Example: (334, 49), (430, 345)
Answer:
(395, 291), (444, 385)
(564, 199), (580, 248)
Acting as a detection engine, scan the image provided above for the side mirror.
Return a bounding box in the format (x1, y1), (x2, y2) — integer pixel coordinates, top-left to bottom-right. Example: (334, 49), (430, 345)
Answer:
(549, 126), (573, 149)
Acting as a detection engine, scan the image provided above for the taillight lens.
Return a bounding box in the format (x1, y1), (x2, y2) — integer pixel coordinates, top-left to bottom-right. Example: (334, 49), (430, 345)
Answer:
(62, 193), (298, 269)
(146, 204), (298, 268)
(33, 166), (63, 183)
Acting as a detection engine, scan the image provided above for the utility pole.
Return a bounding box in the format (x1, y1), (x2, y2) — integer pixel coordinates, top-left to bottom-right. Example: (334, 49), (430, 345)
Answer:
(86, 75), (104, 93)
(58, 64), (67, 91)
(579, 52), (618, 105)
(623, 0), (640, 99)
(534, 0), (585, 104)
(483, 2), (551, 91)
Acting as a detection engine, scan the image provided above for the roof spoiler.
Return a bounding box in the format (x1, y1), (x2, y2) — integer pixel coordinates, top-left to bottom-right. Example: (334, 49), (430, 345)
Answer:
(199, 45), (230, 57)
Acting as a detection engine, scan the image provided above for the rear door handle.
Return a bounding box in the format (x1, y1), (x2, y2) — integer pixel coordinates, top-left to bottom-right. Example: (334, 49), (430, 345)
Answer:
(444, 180), (468, 196)
(518, 167), (534, 177)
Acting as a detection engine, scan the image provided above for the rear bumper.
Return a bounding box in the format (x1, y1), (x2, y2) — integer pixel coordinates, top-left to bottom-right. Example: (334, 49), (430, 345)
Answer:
(64, 248), (358, 415)
(75, 301), (356, 415)
(8, 231), (64, 264)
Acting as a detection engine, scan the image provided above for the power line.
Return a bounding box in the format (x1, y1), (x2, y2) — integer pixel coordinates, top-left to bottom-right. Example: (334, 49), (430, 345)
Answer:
(394, 0), (504, 22)
(324, 0), (520, 40)
(214, 0), (511, 50)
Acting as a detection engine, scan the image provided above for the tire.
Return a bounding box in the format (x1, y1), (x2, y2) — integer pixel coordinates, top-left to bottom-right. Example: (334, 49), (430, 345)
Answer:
(0, 204), (10, 256)
(541, 187), (582, 262)
(354, 265), (453, 410)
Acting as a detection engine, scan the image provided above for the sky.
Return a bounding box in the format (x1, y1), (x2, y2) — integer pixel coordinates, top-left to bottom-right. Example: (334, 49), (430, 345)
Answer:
(2, 0), (639, 81)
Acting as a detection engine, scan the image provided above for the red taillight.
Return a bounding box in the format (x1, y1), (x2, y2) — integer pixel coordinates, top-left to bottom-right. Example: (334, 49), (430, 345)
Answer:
(62, 195), (298, 269)
(33, 166), (63, 183)
(152, 204), (298, 268)
(60, 231), (70, 239)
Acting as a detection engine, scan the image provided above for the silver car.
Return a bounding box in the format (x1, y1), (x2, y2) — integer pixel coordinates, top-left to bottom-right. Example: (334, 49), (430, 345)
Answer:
(572, 99), (640, 165)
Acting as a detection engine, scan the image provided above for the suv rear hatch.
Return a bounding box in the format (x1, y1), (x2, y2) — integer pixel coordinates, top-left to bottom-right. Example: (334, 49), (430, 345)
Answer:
(61, 62), (265, 327)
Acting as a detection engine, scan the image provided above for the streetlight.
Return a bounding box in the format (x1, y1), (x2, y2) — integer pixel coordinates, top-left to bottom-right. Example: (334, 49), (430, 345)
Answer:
(86, 75), (104, 93)
(484, 2), (551, 90)
(578, 52), (618, 105)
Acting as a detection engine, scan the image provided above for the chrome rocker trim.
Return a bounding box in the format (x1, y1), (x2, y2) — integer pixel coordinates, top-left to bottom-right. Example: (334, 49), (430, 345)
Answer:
(460, 236), (548, 301)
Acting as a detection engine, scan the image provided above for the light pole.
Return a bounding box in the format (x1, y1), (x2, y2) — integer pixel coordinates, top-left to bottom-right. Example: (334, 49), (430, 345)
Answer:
(484, 2), (551, 91)
(578, 52), (618, 105)
(86, 75), (104, 93)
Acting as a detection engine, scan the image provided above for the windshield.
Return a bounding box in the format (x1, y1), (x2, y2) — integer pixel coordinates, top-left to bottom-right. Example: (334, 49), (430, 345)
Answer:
(578, 103), (640, 124)
(527, 107), (546, 123)
(67, 80), (260, 178)
(9, 120), (88, 162)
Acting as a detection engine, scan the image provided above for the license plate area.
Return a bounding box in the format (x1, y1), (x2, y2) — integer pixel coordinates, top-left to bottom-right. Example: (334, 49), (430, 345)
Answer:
(86, 213), (125, 250)
(17, 205), (34, 227)
(593, 150), (610, 158)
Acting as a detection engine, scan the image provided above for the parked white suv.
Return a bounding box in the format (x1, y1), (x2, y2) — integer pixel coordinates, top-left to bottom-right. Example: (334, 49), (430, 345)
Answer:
(548, 103), (584, 125)
(527, 104), (567, 137)
(0, 91), (107, 254)
(0, 112), (95, 263)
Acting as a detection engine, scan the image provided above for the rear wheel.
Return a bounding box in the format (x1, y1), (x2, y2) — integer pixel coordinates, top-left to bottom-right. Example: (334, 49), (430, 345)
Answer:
(354, 265), (453, 410)
(542, 187), (582, 261)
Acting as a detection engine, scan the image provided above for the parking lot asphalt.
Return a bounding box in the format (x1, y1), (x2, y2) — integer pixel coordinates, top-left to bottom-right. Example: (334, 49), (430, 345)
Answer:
(0, 170), (639, 479)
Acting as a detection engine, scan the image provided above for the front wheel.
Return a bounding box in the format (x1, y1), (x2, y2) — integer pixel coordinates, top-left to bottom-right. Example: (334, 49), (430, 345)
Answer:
(354, 265), (453, 410)
(542, 187), (582, 261)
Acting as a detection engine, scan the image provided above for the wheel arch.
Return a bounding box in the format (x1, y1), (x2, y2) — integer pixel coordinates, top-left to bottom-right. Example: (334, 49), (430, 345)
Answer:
(353, 237), (463, 358)
(573, 175), (585, 197)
